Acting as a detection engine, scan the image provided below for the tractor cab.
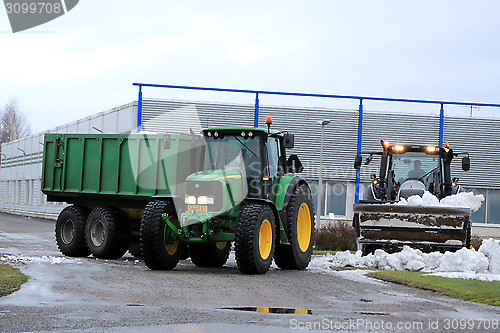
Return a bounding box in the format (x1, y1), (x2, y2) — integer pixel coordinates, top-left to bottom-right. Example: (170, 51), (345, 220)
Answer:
(355, 140), (470, 202)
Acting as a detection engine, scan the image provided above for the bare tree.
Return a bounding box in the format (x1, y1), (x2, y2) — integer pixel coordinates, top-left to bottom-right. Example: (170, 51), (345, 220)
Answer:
(0, 99), (31, 144)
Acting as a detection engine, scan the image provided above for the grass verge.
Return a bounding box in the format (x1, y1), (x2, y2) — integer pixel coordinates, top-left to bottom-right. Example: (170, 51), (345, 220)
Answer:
(369, 270), (500, 307)
(0, 263), (28, 297)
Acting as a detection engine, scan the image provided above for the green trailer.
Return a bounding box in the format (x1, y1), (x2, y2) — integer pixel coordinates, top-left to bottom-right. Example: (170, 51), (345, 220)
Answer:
(44, 119), (315, 274)
(43, 132), (203, 258)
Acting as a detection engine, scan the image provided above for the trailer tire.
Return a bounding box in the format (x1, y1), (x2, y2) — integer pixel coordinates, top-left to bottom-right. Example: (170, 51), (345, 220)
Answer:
(189, 242), (231, 267)
(140, 200), (180, 270)
(275, 184), (315, 270)
(55, 205), (91, 257)
(85, 207), (130, 259)
(235, 204), (276, 274)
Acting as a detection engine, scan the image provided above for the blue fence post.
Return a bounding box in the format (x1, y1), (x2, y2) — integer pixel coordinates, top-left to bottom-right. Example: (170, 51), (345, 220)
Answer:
(355, 99), (363, 204)
(254, 93), (259, 128)
(137, 85), (143, 133)
(439, 103), (444, 146)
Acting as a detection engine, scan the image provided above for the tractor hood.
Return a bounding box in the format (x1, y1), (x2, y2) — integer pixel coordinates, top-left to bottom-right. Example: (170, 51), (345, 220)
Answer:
(179, 168), (247, 227)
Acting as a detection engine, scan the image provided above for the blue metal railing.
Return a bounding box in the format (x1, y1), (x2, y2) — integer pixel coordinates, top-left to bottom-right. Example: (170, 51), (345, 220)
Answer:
(133, 82), (500, 203)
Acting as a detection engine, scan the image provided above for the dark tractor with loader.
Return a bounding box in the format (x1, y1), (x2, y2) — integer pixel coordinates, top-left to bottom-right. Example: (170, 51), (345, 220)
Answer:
(353, 140), (472, 255)
(140, 117), (315, 274)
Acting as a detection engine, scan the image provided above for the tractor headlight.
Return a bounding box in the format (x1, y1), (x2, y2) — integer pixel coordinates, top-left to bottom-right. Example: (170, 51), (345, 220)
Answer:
(394, 145), (405, 152)
(185, 196), (197, 204)
(197, 196), (214, 205)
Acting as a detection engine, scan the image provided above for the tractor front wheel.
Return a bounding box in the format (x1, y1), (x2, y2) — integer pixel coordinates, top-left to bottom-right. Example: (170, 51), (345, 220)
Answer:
(235, 204), (276, 274)
(274, 184), (315, 270)
(189, 242), (231, 267)
(140, 200), (180, 270)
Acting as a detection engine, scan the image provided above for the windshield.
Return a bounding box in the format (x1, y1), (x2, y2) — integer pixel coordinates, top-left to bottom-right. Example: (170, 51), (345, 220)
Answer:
(204, 135), (261, 178)
(391, 152), (439, 186)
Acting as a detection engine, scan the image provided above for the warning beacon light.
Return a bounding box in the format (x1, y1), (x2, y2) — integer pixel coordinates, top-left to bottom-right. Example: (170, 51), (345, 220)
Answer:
(266, 116), (273, 132)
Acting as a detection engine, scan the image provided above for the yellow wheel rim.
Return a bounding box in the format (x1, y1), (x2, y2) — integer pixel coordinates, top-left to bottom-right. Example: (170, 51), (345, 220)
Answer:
(165, 240), (179, 255)
(297, 203), (311, 252)
(215, 241), (227, 250)
(259, 219), (273, 260)
(164, 215), (179, 255)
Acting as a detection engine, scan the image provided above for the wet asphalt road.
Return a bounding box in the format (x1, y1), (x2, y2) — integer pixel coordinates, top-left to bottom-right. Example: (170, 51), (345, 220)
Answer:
(0, 212), (499, 333)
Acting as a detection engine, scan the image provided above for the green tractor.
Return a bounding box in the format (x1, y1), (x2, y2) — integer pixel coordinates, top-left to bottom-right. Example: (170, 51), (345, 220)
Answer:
(140, 118), (315, 274)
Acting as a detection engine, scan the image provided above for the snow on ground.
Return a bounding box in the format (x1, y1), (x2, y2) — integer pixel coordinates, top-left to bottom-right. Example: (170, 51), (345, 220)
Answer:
(309, 238), (500, 281)
(397, 191), (484, 213)
(1, 254), (80, 265)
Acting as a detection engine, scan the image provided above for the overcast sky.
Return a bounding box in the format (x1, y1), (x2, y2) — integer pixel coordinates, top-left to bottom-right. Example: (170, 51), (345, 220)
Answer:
(1, 1), (499, 133)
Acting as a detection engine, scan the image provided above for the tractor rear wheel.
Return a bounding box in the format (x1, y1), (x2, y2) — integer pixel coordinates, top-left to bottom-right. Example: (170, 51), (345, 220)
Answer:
(235, 204), (276, 274)
(274, 184), (314, 270)
(55, 205), (91, 257)
(140, 200), (180, 270)
(85, 207), (130, 259)
(189, 242), (231, 267)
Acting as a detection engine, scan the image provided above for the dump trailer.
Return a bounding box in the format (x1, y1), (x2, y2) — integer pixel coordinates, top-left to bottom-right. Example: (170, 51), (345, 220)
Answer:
(43, 132), (204, 258)
(43, 118), (315, 274)
(353, 140), (472, 255)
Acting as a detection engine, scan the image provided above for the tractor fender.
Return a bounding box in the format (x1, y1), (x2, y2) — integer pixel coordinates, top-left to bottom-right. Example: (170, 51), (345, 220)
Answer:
(243, 198), (281, 227)
(279, 175), (309, 212)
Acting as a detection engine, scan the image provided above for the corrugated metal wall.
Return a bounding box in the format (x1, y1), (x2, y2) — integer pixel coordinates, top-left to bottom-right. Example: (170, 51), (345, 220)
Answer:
(0, 102), (137, 219)
(141, 99), (500, 188)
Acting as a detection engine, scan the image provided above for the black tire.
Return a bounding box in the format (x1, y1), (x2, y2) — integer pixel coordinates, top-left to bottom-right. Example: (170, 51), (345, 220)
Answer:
(128, 242), (142, 258)
(140, 200), (180, 270)
(55, 205), (91, 257)
(274, 184), (315, 270)
(235, 204), (276, 274)
(85, 207), (130, 259)
(179, 243), (190, 260)
(189, 242), (231, 267)
(465, 220), (471, 249)
(361, 244), (376, 256)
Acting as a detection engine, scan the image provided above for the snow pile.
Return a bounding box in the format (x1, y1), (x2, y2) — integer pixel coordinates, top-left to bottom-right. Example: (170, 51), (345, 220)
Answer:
(440, 192), (485, 213)
(478, 238), (500, 274)
(435, 248), (489, 273)
(0, 255), (78, 265)
(397, 191), (484, 213)
(309, 238), (500, 281)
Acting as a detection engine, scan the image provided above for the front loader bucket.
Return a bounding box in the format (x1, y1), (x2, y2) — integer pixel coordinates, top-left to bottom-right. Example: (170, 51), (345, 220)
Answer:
(353, 204), (471, 252)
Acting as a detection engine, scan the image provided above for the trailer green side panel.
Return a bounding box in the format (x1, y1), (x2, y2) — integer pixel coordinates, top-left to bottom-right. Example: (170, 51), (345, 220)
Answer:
(42, 133), (204, 207)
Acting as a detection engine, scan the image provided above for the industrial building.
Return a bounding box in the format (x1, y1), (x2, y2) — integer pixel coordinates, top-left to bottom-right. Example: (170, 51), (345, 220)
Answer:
(1, 97), (499, 237)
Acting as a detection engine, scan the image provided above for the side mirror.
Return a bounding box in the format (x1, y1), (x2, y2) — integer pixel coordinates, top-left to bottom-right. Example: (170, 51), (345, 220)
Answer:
(354, 155), (362, 169)
(284, 133), (294, 149)
(287, 154), (303, 173)
(163, 133), (171, 150)
(462, 155), (470, 171)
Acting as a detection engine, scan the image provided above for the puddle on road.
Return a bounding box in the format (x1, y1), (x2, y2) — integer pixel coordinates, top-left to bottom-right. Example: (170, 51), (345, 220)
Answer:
(222, 307), (393, 317)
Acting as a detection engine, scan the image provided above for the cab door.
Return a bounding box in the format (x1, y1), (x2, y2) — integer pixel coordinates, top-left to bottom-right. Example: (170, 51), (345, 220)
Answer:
(264, 136), (284, 200)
